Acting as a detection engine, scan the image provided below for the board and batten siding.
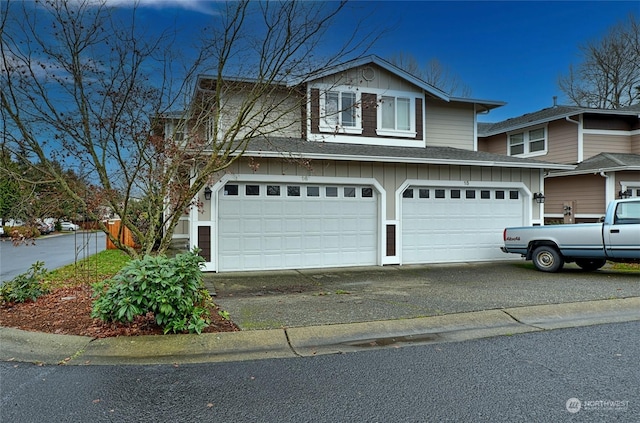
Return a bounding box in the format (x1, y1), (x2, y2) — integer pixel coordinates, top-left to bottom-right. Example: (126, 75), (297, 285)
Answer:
(209, 157), (542, 221)
(313, 64), (423, 93)
(425, 100), (475, 150)
(545, 174), (606, 216)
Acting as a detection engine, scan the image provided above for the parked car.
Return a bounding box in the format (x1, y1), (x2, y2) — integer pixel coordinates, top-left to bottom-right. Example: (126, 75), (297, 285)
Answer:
(37, 222), (54, 235)
(0, 226), (4, 236)
(60, 221), (80, 231)
(502, 198), (640, 272)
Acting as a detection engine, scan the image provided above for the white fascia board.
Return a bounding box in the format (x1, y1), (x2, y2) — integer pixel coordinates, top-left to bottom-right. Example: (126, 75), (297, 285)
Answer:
(242, 149), (575, 170)
(547, 166), (640, 178)
(450, 96), (506, 111)
(482, 113), (581, 137)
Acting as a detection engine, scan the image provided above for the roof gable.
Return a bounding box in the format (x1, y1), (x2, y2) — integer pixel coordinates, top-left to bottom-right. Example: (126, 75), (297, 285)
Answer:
(291, 55), (450, 101)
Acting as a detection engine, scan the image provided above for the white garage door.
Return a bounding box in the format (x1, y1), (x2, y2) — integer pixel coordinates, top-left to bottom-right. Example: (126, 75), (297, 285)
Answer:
(402, 186), (525, 264)
(218, 182), (378, 271)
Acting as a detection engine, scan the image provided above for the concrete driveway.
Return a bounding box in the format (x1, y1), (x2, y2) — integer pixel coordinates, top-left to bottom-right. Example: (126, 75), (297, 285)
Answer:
(205, 261), (640, 330)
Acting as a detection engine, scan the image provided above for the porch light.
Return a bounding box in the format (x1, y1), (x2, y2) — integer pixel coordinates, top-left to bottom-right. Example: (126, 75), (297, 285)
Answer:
(618, 189), (631, 199)
(533, 192), (545, 204)
(204, 187), (212, 200)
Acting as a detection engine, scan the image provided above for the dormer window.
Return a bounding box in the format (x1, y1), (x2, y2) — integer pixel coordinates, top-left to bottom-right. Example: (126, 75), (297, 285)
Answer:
(508, 126), (547, 157)
(320, 90), (362, 134)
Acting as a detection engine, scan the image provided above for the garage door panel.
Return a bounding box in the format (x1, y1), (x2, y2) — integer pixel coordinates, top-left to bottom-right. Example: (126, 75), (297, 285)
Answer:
(218, 182), (378, 271)
(402, 186), (525, 264)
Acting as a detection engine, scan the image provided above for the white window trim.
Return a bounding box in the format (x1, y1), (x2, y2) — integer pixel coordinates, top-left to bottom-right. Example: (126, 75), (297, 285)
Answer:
(318, 89), (363, 135)
(507, 125), (548, 158)
(376, 92), (417, 138)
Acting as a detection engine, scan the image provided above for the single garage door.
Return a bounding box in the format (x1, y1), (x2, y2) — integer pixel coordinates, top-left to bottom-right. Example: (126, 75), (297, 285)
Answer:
(218, 182), (378, 271)
(402, 186), (525, 264)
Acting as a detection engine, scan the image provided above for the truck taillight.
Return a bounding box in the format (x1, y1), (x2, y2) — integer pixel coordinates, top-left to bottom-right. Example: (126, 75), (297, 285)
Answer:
(503, 228), (507, 241)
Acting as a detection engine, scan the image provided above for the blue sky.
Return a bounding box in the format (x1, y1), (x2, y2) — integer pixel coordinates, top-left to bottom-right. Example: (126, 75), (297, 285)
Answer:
(75, 0), (640, 122)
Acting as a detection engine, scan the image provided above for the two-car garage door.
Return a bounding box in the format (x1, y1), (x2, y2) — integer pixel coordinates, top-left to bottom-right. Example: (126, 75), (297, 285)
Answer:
(217, 182), (378, 271)
(402, 186), (526, 264)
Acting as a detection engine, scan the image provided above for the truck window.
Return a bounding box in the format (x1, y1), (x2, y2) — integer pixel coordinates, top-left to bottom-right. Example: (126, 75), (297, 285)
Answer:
(614, 202), (640, 225)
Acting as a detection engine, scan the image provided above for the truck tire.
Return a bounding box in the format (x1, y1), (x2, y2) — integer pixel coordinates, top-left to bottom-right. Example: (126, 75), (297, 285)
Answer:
(575, 259), (607, 271)
(532, 245), (564, 272)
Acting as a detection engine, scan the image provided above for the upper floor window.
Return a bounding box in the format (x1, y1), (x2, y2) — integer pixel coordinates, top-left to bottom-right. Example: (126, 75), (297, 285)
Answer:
(508, 127), (547, 156)
(320, 90), (361, 134)
(377, 95), (416, 138)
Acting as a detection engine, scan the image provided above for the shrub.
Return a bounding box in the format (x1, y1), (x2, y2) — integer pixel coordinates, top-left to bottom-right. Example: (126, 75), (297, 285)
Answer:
(0, 261), (50, 304)
(91, 250), (212, 334)
(7, 226), (40, 239)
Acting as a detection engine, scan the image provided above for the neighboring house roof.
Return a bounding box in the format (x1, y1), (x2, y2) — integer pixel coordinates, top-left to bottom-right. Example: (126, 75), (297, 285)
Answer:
(618, 103), (640, 112)
(479, 105), (584, 136)
(479, 104), (640, 136)
(547, 152), (640, 177)
(237, 138), (573, 170)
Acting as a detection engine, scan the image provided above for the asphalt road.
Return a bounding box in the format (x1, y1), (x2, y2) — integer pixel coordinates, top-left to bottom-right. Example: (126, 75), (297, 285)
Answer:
(1, 321), (637, 422)
(0, 231), (106, 284)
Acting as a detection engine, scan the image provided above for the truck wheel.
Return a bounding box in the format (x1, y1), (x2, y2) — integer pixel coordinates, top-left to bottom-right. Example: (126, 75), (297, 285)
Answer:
(575, 259), (607, 271)
(532, 246), (564, 272)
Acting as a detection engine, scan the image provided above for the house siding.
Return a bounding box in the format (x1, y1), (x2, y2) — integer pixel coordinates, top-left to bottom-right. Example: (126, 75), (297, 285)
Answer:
(313, 63), (422, 93)
(546, 119), (578, 163)
(616, 171), (640, 193)
(207, 157), (542, 222)
(478, 133), (506, 154)
(544, 174), (606, 218)
(425, 100), (475, 150)
(213, 86), (301, 140)
(584, 114), (635, 130)
(632, 132), (640, 154)
(584, 133), (632, 159)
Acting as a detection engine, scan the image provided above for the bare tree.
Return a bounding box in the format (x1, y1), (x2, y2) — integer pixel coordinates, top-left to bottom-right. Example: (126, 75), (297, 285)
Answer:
(388, 52), (472, 97)
(0, 0), (379, 257)
(559, 14), (640, 109)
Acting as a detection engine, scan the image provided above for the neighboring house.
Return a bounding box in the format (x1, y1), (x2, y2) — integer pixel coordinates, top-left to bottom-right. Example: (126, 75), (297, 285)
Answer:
(166, 55), (571, 272)
(478, 103), (640, 223)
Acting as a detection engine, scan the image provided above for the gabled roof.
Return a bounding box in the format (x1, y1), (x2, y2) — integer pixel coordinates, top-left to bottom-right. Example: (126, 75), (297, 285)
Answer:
(237, 138), (573, 170)
(547, 152), (640, 177)
(479, 104), (640, 136)
(290, 55), (505, 111)
(289, 55), (449, 101)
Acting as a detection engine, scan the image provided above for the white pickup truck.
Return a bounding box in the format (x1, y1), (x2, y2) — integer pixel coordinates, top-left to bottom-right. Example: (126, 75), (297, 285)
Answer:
(502, 198), (640, 272)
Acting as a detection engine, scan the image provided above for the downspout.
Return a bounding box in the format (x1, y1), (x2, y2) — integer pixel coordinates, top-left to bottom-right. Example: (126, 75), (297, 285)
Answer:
(599, 171), (615, 205)
(565, 115), (582, 162)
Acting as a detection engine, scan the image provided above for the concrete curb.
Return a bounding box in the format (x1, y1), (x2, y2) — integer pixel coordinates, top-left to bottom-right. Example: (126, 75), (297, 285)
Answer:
(0, 327), (92, 364)
(1, 297), (638, 365)
(504, 296), (640, 330)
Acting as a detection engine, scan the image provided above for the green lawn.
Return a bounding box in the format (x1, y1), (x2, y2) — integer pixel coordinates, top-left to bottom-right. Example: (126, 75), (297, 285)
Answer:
(44, 249), (131, 288)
